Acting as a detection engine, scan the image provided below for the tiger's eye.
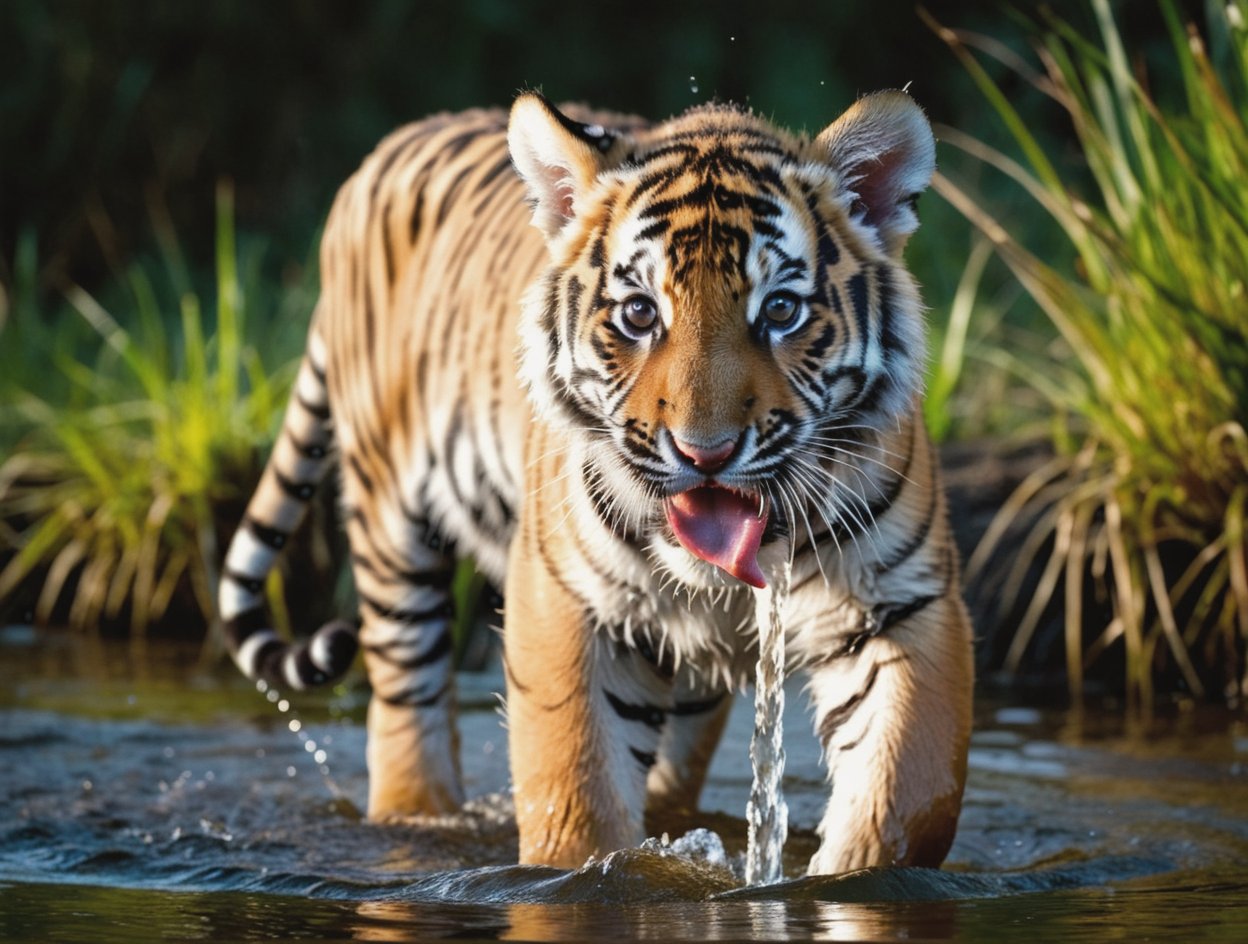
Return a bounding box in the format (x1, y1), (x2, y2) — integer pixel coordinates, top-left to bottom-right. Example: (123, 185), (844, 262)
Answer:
(762, 291), (801, 329)
(620, 296), (659, 336)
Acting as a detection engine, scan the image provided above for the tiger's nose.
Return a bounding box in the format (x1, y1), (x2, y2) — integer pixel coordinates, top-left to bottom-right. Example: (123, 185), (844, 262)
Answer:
(671, 433), (739, 474)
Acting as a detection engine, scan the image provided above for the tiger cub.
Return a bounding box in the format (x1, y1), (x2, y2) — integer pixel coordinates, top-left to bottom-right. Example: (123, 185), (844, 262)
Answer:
(218, 91), (974, 874)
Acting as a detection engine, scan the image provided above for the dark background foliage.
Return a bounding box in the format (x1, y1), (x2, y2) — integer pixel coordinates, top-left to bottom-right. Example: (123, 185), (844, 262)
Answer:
(3, 0), (1132, 301)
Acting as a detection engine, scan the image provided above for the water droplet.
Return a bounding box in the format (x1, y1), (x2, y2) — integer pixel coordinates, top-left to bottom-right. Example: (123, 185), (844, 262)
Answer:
(288, 719), (302, 733)
(255, 748), (266, 758)
(277, 698), (290, 713)
(81, 779), (92, 792)
(305, 740), (317, 753)
(162, 746), (175, 759)
(689, 76), (699, 94)
(730, 35), (735, 41)
(286, 766), (297, 778)
(313, 749), (327, 764)
(266, 689), (279, 703)
(126, 694), (137, 706)
(256, 680), (268, 694)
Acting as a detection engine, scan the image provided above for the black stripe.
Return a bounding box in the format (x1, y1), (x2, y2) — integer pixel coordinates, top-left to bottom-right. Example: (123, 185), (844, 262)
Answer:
(582, 464), (638, 542)
(296, 390), (331, 420)
(287, 428), (329, 459)
(380, 198), (397, 288)
(629, 630), (674, 680)
(292, 645), (329, 686)
(274, 468), (318, 501)
(877, 269), (902, 355)
(808, 191), (841, 268)
(672, 692), (728, 716)
(603, 690), (666, 729)
(347, 509), (438, 579)
(377, 679), (451, 709)
(847, 271), (870, 351)
(824, 593), (942, 662)
(436, 164), (477, 227)
(876, 463), (938, 572)
(350, 552), (455, 589)
(826, 420), (918, 545)
(637, 218), (670, 242)
(246, 517), (289, 550)
(630, 747), (657, 769)
(817, 662), (881, 742)
(367, 126), (427, 206)
(358, 588), (452, 625)
(346, 454), (375, 495)
(223, 606), (268, 644)
(473, 154), (515, 197)
(409, 186), (426, 243)
(849, 374), (892, 418)
(223, 568), (264, 595)
(364, 626), (452, 670)
(253, 639), (288, 685)
(307, 355), (327, 385)
(871, 593), (941, 635)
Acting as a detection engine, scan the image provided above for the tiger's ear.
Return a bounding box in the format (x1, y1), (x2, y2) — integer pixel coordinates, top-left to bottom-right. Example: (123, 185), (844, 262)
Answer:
(509, 93), (624, 241)
(816, 90), (936, 254)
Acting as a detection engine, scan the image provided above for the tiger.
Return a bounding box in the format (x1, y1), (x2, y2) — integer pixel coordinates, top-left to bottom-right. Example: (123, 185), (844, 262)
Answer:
(217, 90), (974, 875)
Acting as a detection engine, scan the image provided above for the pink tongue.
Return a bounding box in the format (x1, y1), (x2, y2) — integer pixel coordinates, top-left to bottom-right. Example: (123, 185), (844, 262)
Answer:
(665, 487), (768, 588)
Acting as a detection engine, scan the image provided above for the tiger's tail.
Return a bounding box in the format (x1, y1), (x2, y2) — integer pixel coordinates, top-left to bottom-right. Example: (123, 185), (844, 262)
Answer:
(217, 325), (358, 691)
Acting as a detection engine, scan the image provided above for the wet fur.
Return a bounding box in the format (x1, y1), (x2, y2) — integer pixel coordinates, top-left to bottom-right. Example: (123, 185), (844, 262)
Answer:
(218, 93), (974, 873)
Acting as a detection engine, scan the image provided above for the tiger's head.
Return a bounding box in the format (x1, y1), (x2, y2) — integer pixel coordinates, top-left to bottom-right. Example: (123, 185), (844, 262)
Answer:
(509, 92), (936, 589)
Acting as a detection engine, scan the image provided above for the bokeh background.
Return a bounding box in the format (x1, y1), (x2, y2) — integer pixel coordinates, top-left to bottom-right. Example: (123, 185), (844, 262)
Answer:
(4, 0), (1177, 297)
(2, 0), (1244, 704)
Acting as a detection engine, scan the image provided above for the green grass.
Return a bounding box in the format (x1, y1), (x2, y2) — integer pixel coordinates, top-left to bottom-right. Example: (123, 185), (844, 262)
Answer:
(0, 184), (313, 634)
(0, 187), (495, 671)
(931, 0), (1248, 704)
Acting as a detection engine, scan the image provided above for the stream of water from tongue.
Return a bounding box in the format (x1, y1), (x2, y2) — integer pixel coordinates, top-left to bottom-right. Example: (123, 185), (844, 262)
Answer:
(744, 559), (790, 885)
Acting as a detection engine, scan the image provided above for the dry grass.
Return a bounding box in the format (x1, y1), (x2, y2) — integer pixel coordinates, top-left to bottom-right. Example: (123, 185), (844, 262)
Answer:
(929, 0), (1248, 705)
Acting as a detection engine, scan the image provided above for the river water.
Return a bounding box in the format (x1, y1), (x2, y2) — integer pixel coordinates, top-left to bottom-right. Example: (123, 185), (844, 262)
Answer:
(2, 625), (1247, 942)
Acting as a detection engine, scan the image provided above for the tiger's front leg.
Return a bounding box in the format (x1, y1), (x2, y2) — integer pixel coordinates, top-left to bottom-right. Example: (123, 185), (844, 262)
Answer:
(805, 589), (973, 873)
(503, 509), (672, 868)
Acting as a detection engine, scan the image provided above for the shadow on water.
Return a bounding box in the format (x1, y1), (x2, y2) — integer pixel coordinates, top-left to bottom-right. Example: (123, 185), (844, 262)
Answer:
(2, 625), (1247, 941)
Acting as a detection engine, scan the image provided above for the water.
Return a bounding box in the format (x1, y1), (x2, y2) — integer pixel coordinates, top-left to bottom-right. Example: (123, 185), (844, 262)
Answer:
(745, 566), (789, 885)
(3, 626), (1248, 941)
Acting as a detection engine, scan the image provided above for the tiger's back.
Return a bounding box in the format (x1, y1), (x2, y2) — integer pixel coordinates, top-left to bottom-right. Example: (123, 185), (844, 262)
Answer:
(219, 92), (974, 874)
(319, 108), (535, 585)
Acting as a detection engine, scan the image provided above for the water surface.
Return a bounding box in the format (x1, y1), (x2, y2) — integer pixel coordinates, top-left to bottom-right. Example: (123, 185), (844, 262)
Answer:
(2, 626), (1246, 941)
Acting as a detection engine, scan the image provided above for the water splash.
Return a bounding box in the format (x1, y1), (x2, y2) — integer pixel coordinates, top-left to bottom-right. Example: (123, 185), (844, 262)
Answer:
(745, 561), (790, 885)
(256, 678), (347, 802)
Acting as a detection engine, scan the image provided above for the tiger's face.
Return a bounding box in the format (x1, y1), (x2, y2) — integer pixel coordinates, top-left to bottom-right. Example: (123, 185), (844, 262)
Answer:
(511, 94), (935, 587)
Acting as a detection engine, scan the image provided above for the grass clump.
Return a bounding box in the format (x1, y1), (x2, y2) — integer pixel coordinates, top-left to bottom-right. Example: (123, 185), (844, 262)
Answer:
(0, 185), (313, 634)
(931, 0), (1248, 705)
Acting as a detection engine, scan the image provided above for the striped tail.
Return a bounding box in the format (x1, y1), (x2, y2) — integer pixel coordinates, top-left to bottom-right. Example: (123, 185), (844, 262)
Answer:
(217, 328), (358, 691)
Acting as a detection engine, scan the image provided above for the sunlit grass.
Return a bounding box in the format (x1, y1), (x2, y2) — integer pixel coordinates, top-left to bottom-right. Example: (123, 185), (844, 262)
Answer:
(930, 0), (1248, 704)
(0, 185), (312, 633)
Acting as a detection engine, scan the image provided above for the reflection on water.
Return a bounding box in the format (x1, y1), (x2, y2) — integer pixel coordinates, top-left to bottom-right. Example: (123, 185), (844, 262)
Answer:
(1, 627), (1247, 942)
